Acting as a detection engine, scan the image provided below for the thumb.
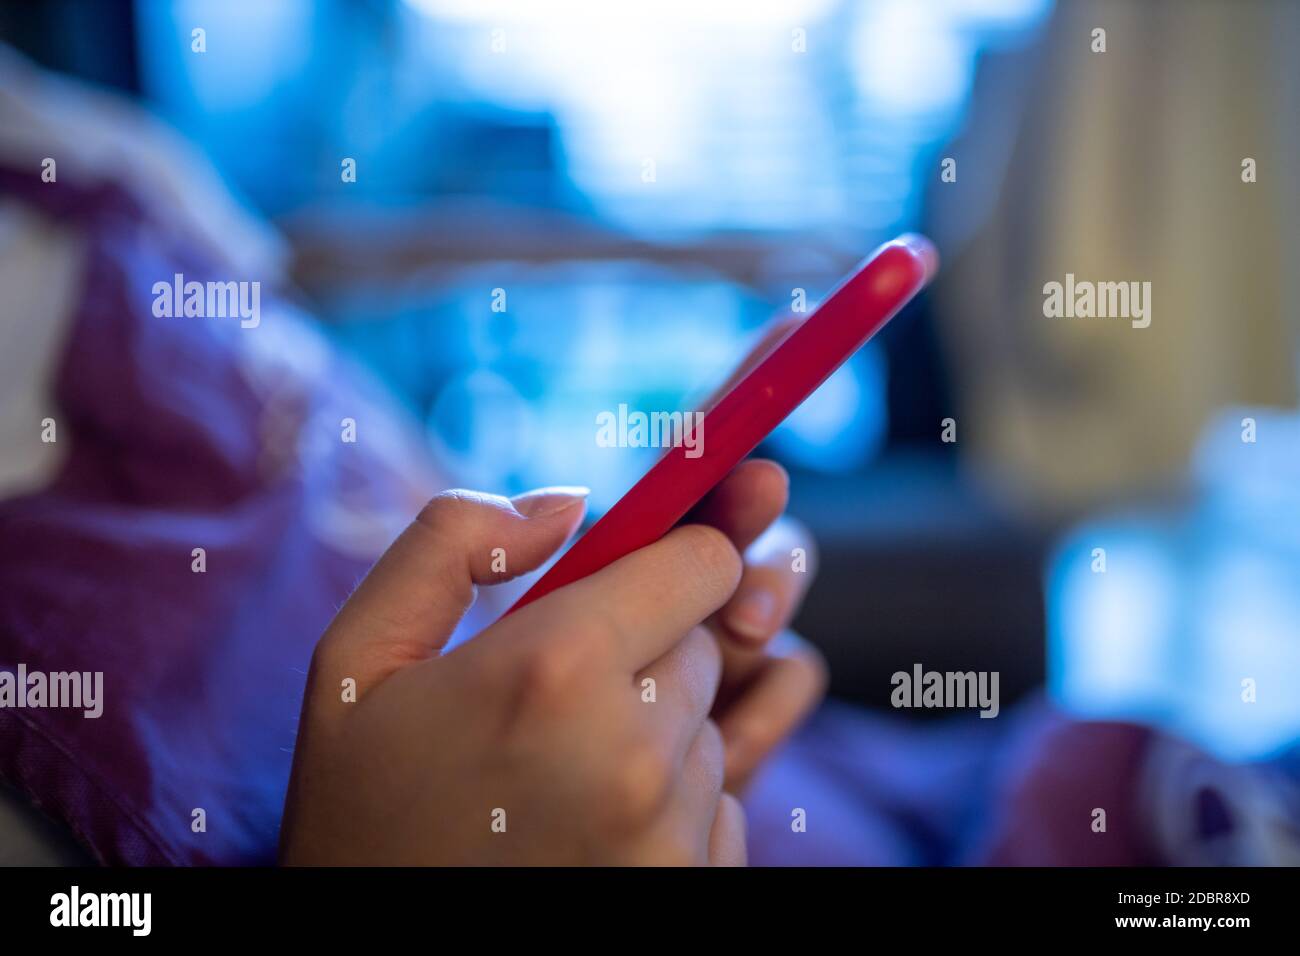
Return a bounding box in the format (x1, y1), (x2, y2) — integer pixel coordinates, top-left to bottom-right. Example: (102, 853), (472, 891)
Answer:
(317, 487), (588, 695)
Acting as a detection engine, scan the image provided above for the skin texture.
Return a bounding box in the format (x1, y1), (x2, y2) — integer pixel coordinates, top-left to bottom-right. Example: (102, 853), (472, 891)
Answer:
(281, 322), (826, 866)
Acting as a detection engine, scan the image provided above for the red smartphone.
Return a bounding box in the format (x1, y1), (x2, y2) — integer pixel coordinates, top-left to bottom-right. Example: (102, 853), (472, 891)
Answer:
(507, 233), (938, 615)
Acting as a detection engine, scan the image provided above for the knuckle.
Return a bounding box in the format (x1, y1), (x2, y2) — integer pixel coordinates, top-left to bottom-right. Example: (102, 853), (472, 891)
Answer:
(307, 632), (334, 672)
(517, 638), (591, 707)
(564, 602), (624, 666)
(604, 741), (673, 828)
(414, 489), (487, 533)
(308, 629), (346, 682)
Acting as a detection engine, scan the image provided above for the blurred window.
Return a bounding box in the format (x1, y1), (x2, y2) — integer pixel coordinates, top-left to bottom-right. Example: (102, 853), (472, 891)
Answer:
(133, 0), (1051, 495)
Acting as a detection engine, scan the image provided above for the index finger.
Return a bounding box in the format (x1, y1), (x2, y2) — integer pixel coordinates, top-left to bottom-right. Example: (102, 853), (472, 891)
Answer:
(512, 523), (743, 672)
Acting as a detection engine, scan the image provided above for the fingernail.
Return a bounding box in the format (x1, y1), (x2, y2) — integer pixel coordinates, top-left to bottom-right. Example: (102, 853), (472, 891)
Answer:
(512, 486), (590, 519)
(726, 587), (776, 642)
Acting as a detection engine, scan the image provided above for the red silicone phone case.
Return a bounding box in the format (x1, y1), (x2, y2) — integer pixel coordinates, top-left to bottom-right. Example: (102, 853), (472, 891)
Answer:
(507, 234), (937, 615)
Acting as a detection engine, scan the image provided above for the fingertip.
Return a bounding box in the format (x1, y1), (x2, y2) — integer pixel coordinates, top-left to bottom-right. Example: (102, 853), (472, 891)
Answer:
(676, 523), (745, 593)
(755, 462), (789, 515)
(739, 458), (789, 498)
(690, 459), (788, 549)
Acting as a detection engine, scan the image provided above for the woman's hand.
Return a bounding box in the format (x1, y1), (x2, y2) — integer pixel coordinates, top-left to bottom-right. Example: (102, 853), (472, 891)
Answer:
(283, 315), (827, 864)
(281, 488), (747, 866)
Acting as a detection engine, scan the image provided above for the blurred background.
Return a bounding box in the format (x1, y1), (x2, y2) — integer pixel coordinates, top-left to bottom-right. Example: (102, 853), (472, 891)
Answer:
(3, 0), (1299, 760)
